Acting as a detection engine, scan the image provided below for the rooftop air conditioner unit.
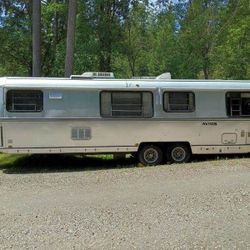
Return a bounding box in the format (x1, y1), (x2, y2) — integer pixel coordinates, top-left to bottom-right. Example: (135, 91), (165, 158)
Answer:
(70, 72), (115, 79)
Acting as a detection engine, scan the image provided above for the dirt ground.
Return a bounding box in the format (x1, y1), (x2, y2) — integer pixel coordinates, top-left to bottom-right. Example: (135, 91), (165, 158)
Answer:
(0, 155), (249, 249)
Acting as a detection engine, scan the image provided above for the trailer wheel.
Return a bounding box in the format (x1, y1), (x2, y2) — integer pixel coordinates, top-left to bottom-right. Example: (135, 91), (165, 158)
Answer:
(167, 143), (191, 163)
(138, 145), (163, 166)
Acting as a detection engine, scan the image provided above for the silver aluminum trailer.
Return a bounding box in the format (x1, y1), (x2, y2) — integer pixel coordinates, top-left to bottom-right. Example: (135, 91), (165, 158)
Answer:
(0, 74), (250, 165)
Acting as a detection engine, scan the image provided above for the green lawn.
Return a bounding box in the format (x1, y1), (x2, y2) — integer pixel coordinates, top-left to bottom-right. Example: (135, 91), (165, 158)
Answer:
(0, 154), (26, 169)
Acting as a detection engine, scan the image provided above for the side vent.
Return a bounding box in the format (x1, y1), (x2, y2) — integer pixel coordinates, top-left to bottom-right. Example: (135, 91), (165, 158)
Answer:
(71, 127), (91, 140)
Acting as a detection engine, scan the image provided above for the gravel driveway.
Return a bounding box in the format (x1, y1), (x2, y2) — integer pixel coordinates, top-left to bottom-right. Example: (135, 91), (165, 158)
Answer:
(0, 156), (249, 249)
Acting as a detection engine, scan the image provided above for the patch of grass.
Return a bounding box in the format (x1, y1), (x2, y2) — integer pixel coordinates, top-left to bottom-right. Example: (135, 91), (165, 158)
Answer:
(0, 154), (27, 169)
(0, 153), (136, 174)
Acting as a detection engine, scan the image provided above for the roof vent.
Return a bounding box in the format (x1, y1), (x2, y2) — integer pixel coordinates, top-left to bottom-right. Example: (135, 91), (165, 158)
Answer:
(70, 72), (115, 79)
(131, 72), (172, 80)
(156, 72), (171, 80)
(131, 76), (156, 79)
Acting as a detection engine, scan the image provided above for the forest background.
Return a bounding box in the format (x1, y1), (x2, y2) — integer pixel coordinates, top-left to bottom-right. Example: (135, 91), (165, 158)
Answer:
(0, 0), (249, 79)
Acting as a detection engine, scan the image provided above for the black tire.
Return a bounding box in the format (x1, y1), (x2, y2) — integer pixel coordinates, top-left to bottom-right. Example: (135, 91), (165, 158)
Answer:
(166, 143), (191, 163)
(138, 145), (163, 166)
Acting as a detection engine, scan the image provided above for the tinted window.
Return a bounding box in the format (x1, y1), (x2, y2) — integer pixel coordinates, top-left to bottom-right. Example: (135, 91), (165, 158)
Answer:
(226, 92), (250, 117)
(101, 91), (153, 118)
(6, 90), (43, 112)
(164, 92), (195, 112)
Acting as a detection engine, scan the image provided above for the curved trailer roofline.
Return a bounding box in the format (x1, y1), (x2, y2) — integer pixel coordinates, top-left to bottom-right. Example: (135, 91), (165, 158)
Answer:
(0, 77), (250, 91)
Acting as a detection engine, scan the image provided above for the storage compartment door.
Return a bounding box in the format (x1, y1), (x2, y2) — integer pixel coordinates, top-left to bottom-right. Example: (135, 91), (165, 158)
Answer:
(221, 133), (237, 145)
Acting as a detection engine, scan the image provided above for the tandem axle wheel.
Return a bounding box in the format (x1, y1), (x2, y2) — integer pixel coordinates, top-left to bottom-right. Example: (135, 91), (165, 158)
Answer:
(138, 143), (191, 165)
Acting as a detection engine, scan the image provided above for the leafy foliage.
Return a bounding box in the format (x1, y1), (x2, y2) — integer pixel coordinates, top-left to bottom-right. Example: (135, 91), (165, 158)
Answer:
(0, 0), (249, 79)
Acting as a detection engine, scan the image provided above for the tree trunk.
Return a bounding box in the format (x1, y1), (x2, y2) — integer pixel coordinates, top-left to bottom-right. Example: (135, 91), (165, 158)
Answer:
(202, 45), (210, 79)
(64, 0), (77, 77)
(32, 0), (41, 77)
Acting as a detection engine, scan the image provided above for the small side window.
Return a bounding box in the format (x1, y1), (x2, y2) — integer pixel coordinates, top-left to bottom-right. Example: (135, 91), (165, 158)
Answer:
(163, 92), (195, 112)
(226, 92), (250, 117)
(6, 90), (43, 112)
(100, 91), (153, 118)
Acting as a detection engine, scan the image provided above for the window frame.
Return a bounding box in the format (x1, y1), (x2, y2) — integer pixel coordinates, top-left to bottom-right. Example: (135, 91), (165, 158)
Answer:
(226, 91), (250, 117)
(6, 89), (44, 113)
(100, 90), (154, 118)
(163, 91), (195, 113)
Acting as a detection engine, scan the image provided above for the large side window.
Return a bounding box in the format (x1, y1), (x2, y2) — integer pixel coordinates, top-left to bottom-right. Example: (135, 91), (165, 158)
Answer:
(100, 91), (153, 118)
(226, 92), (250, 117)
(6, 90), (43, 112)
(163, 92), (195, 112)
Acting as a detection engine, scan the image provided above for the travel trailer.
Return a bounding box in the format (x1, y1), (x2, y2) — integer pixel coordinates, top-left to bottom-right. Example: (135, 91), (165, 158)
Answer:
(0, 72), (250, 165)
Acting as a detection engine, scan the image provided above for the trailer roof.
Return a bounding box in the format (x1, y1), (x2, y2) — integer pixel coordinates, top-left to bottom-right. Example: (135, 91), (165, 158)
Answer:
(0, 77), (250, 90)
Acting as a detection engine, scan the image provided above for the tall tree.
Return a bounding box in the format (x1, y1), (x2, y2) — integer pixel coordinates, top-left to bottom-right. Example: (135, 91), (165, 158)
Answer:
(122, 2), (151, 76)
(74, 1), (99, 74)
(64, 0), (77, 77)
(148, 4), (179, 78)
(212, 0), (250, 79)
(32, 0), (41, 76)
(177, 0), (224, 79)
(0, 0), (249, 80)
(42, 0), (67, 76)
(85, 0), (130, 72)
(0, 1), (32, 76)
